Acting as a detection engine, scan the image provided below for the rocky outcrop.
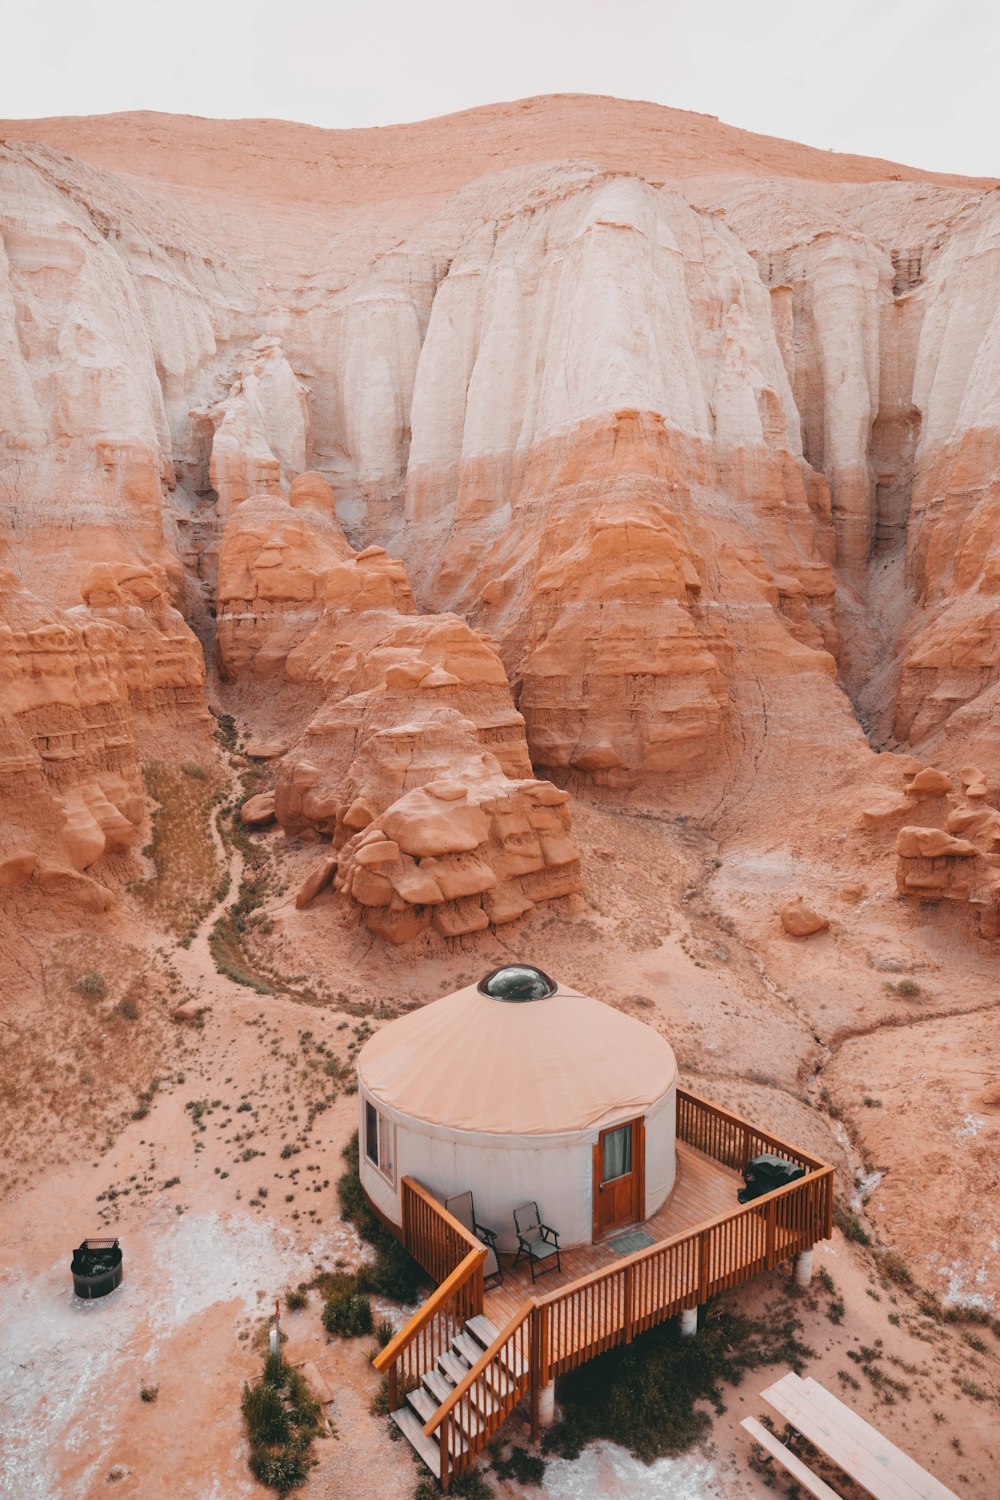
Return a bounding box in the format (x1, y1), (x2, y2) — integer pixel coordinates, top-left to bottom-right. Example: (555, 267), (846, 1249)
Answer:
(217, 487), (582, 940)
(198, 338), (311, 518)
(0, 562), (207, 885)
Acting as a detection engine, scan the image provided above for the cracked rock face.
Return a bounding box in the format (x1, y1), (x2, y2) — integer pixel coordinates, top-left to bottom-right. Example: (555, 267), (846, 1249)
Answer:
(217, 490), (582, 940)
(4, 97), (1000, 941)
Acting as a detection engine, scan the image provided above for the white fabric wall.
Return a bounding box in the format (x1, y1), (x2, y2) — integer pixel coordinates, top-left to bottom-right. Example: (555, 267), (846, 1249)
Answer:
(359, 1082), (676, 1253)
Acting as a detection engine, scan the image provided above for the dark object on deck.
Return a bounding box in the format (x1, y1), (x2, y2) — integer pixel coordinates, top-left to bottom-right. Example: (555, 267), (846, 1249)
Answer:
(71, 1237), (123, 1299)
(737, 1154), (805, 1204)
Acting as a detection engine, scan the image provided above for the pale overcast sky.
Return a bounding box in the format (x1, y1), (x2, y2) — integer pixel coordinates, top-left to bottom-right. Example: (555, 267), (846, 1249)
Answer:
(4, 0), (998, 176)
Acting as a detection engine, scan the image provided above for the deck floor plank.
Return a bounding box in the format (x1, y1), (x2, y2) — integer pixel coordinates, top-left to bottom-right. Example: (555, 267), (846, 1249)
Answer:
(485, 1141), (742, 1328)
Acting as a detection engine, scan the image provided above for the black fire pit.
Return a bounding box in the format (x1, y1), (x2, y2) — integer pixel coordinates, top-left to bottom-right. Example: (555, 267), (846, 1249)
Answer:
(71, 1238), (123, 1299)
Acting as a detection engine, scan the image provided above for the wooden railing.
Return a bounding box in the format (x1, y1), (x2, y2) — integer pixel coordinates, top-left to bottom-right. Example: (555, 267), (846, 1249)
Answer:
(402, 1175), (486, 1283)
(422, 1300), (534, 1488)
(378, 1099), (833, 1488)
(676, 1088), (829, 1176)
(372, 1179), (486, 1410)
(535, 1092), (834, 1382)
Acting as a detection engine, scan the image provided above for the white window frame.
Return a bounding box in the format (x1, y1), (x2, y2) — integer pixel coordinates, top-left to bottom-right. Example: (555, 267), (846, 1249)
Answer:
(364, 1096), (395, 1186)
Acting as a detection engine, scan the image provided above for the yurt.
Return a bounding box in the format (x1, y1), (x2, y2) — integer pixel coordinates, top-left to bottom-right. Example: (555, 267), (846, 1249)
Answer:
(356, 965), (678, 1251)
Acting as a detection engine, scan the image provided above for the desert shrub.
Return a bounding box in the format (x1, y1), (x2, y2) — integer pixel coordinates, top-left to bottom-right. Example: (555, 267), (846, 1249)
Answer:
(79, 971), (107, 998)
(894, 978), (921, 997)
(545, 1304), (814, 1464)
(284, 1286), (309, 1312)
(336, 1133), (426, 1302)
(248, 1443), (310, 1492)
(242, 1353), (320, 1494)
(450, 1471), (495, 1499)
(489, 1443), (546, 1484)
(181, 760), (207, 780)
(876, 1249), (913, 1287)
(117, 996), (140, 1021)
(370, 1320), (395, 1356)
(139, 1381), (159, 1403)
(242, 1379), (290, 1447)
(833, 1199), (871, 1246)
(322, 1289), (373, 1337)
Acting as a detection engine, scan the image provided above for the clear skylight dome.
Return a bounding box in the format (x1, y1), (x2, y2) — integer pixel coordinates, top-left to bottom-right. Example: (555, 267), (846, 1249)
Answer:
(477, 964), (557, 1001)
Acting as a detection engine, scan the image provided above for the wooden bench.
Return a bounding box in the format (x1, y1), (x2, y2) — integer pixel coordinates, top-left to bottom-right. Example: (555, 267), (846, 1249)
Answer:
(741, 1416), (842, 1500)
(756, 1371), (958, 1500)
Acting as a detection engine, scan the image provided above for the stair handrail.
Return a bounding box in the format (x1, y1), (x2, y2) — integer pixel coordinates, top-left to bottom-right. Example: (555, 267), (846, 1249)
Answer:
(420, 1298), (534, 1438)
(372, 1243), (487, 1375)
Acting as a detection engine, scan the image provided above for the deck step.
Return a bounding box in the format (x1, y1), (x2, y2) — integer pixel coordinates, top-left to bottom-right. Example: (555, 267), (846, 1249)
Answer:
(440, 1349), (510, 1416)
(390, 1405), (451, 1477)
(452, 1332), (517, 1396)
(406, 1386), (441, 1425)
(438, 1350), (473, 1386)
(466, 1314), (501, 1347)
(423, 1367), (456, 1405)
(465, 1315), (528, 1380)
(423, 1367), (483, 1441)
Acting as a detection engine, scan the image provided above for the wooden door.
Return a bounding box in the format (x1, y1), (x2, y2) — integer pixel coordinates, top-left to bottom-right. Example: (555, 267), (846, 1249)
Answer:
(592, 1117), (645, 1239)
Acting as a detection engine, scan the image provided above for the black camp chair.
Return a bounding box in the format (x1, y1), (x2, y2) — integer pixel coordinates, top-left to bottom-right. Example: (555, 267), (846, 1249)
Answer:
(445, 1191), (503, 1289)
(512, 1202), (561, 1283)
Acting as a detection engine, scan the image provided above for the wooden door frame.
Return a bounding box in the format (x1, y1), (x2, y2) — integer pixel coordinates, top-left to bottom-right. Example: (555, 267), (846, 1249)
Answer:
(592, 1116), (646, 1241)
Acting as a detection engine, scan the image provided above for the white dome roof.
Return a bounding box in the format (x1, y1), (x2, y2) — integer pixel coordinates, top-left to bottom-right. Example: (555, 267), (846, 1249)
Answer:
(356, 972), (677, 1136)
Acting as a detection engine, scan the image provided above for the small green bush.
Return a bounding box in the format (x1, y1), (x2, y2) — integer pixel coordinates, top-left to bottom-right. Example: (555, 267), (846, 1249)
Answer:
(545, 1304), (814, 1464)
(117, 996), (140, 1021)
(371, 1315), (396, 1349)
(242, 1379), (290, 1447)
(894, 978), (921, 997)
(336, 1133), (426, 1302)
(79, 971), (107, 998)
(833, 1200), (871, 1246)
(284, 1286), (309, 1312)
(242, 1353), (320, 1495)
(322, 1290), (373, 1337)
(248, 1443), (309, 1493)
(490, 1443), (546, 1484)
(876, 1249), (913, 1288)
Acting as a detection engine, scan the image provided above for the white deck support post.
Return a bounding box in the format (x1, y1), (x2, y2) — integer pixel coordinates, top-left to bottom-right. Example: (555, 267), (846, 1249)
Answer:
(794, 1247), (814, 1288)
(679, 1306), (698, 1337)
(538, 1380), (556, 1427)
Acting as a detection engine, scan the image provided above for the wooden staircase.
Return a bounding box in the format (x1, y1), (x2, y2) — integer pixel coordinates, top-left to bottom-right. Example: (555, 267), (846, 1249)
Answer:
(390, 1314), (527, 1476)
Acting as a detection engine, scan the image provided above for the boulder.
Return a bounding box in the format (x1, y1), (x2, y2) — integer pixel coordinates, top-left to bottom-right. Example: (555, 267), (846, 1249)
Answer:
(295, 855), (338, 909)
(904, 767), (954, 798)
(288, 470), (335, 516)
(382, 787), (491, 857)
(779, 899), (830, 937)
(896, 826), (977, 859)
(240, 791), (276, 826)
(244, 739), (288, 759)
(354, 839), (401, 867)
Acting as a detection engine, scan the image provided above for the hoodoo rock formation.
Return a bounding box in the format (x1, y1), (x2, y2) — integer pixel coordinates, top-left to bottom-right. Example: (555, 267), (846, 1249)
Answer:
(217, 484), (582, 939)
(0, 559), (205, 893)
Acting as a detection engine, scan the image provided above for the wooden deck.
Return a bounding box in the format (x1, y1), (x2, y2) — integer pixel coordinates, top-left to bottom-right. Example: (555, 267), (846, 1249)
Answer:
(485, 1140), (742, 1325)
(374, 1089), (835, 1493)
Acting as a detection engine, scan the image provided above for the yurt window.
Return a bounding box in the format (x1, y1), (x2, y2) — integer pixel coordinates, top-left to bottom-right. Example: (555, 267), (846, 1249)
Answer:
(364, 1098), (394, 1182)
(601, 1122), (633, 1181)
